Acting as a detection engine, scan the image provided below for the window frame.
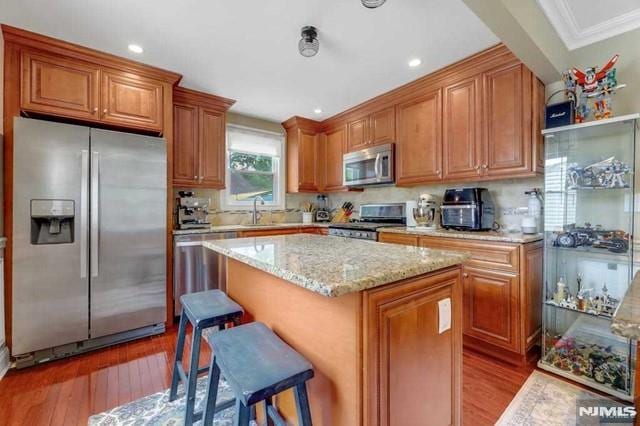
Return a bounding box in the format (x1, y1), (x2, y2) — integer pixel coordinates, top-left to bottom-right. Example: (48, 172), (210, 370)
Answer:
(220, 124), (286, 211)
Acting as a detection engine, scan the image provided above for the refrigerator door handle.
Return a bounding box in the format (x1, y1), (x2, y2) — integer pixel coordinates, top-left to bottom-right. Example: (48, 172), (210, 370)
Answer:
(91, 151), (100, 278)
(80, 150), (89, 278)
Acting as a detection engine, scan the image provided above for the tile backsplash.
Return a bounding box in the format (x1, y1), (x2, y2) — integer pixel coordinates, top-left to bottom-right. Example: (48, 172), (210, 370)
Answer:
(175, 177), (543, 228)
(326, 177), (544, 230)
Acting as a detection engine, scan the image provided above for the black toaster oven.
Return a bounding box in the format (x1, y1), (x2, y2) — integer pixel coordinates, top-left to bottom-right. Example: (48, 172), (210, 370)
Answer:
(440, 188), (495, 231)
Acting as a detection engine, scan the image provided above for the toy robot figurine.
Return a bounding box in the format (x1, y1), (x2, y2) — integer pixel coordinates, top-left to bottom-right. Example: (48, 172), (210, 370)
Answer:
(567, 54), (626, 122)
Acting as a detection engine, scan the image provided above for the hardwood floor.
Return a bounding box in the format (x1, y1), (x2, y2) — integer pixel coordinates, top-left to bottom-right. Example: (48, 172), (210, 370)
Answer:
(0, 326), (535, 426)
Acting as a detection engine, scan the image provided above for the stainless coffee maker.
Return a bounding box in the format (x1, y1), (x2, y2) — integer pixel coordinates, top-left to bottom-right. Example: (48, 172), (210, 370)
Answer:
(176, 191), (210, 229)
(413, 193), (437, 229)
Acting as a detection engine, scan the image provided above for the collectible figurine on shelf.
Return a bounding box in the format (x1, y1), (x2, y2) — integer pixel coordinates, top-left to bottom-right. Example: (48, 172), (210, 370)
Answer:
(553, 223), (629, 254)
(566, 54), (626, 122)
(553, 277), (567, 304)
(567, 157), (630, 189)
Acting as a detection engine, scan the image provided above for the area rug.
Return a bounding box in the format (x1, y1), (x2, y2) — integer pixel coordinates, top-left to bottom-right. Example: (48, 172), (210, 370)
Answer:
(88, 376), (256, 425)
(496, 371), (620, 426)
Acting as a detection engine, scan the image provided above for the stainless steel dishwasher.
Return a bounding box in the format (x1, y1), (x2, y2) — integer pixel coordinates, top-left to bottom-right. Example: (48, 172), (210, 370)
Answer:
(173, 232), (237, 316)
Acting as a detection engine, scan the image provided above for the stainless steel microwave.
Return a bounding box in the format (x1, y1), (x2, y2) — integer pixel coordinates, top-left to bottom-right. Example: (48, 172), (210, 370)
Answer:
(343, 143), (394, 187)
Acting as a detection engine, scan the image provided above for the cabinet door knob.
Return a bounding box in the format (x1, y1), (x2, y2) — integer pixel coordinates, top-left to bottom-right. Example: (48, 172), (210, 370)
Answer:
(93, 107), (98, 113)
(436, 169), (442, 177)
(463, 272), (469, 278)
(482, 164), (488, 169)
(102, 108), (108, 115)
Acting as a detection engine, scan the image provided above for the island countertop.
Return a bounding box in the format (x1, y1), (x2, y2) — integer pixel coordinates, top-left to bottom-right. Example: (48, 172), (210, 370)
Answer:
(611, 272), (640, 339)
(203, 234), (469, 297)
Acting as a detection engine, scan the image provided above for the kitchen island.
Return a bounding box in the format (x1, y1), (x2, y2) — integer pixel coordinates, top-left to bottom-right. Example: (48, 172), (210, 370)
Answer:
(204, 234), (469, 426)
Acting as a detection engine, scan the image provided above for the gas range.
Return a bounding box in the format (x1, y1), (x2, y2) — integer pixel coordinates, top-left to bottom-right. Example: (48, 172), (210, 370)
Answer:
(328, 203), (406, 241)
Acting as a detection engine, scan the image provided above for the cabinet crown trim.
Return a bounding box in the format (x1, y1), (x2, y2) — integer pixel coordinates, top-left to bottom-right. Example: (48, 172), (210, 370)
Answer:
(2, 24), (182, 84)
(174, 86), (236, 111)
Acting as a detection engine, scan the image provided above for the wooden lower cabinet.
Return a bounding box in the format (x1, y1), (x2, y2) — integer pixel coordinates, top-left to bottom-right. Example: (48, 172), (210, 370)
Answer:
(363, 269), (462, 426)
(380, 232), (543, 365)
(463, 266), (519, 352)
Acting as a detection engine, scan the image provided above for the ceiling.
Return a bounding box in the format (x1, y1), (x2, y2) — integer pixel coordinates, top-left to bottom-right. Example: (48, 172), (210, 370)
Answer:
(0, 0), (498, 122)
(537, 0), (640, 50)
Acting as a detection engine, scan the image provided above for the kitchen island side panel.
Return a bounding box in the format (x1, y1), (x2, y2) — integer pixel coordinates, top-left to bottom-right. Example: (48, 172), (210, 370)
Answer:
(226, 258), (363, 426)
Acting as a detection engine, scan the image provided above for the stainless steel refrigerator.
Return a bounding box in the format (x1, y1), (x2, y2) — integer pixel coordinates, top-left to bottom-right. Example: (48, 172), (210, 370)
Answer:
(12, 117), (167, 365)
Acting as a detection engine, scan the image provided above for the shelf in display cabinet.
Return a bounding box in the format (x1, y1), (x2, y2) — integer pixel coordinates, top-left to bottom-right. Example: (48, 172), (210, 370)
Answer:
(544, 300), (615, 321)
(546, 245), (631, 262)
(539, 314), (634, 400)
(545, 186), (632, 194)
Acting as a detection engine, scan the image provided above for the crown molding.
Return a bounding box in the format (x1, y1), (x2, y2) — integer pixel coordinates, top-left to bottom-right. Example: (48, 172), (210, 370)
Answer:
(537, 0), (640, 50)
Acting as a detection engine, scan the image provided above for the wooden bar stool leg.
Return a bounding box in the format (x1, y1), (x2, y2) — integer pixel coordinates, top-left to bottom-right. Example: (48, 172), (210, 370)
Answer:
(234, 399), (250, 426)
(294, 382), (312, 426)
(169, 311), (188, 401)
(184, 326), (203, 426)
(263, 397), (275, 426)
(202, 356), (221, 426)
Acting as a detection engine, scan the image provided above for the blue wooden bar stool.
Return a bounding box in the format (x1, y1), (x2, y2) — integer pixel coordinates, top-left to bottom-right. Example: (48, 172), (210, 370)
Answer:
(203, 321), (314, 426)
(170, 289), (244, 425)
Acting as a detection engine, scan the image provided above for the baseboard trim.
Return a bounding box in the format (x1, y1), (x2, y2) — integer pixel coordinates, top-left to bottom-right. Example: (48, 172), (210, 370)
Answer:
(0, 345), (10, 379)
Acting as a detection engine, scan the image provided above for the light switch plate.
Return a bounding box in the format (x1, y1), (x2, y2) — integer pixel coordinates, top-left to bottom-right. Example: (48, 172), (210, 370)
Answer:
(438, 298), (451, 334)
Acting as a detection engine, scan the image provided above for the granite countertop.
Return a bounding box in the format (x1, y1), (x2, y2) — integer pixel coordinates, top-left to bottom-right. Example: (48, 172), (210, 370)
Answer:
(203, 234), (469, 297)
(378, 227), (544, 244)
(173, 222), (331, 235)
(611, 272), (640, 339)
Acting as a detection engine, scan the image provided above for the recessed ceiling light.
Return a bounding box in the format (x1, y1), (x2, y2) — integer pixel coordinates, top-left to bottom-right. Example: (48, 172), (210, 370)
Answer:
(314, 108), (323, 114)
(408, 58), (422, 67)
(128, 44), (144, 54)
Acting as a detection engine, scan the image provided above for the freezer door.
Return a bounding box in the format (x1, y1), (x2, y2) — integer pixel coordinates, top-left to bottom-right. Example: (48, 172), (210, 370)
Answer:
(12, 117), (90, 355)
(89, 128), (167, 339)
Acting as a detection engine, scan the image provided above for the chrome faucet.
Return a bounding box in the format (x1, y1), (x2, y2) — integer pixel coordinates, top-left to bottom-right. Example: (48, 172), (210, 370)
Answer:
(252, 196), (265, 225)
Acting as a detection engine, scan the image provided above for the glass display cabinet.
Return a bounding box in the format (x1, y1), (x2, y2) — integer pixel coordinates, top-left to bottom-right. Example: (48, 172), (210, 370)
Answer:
(539, 114), (638, 401)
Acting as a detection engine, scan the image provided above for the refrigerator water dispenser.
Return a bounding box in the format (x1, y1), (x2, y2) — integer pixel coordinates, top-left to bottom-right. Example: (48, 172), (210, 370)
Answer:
(30, 199), (75, 244)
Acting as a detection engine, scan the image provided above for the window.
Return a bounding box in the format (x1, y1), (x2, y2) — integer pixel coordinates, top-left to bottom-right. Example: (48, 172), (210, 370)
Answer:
(221, 124), (285, 210)
(544, 156), (576, 231)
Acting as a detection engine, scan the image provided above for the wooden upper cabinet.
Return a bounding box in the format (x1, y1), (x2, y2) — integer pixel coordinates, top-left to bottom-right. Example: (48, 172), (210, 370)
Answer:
(324, 126), (346, 191)
(172, 87), (235, 188)
(173, 103), (199, 184)
(369, 106), (396, 146)
(346, 107), (396, 152)
(347, 116), (369, 152)
(396, 89), (442, 185)
(199, 108), (226, 187)
(463, 266), (519, 352)
(443, 76), (482, 181)
(21, 51), (100, 120)
(482, 63), (532, 177)
(100, 70), (163, 131)
(283, 116), (321, 193)
(298, 129), (319, 191)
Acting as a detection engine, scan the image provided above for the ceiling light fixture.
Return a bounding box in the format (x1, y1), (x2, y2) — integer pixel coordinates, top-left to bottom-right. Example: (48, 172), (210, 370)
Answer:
(408, 58), (422, 67)
(314, 108), (323, 114)
(128, 44), (144, 54)
(361, 0), (386, 8)
(299, 26), (319, 57)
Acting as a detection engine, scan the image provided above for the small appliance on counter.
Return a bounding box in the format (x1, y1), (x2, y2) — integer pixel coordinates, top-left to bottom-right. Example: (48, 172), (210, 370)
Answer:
(176, 191), (211, 229)
(315, 194), (331, 222)
(413, 194), (438, 229)
(523, 188), (543, 233)
(441, 188), (495, 231)
(328, 203), (405, 241)
(405, 200), (418, 227)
